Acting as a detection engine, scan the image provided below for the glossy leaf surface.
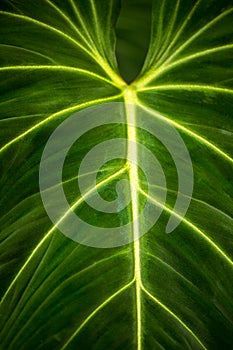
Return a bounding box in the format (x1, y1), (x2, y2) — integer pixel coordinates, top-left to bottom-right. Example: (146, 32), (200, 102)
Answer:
(0, 1), (233, 349)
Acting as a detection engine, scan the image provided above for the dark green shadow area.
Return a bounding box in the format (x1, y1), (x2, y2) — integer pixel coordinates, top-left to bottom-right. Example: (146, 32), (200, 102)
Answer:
(116, 0), (152, 84)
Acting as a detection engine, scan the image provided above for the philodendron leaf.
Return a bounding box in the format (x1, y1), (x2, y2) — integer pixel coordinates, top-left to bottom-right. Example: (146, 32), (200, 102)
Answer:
(0, 0), (233, 349)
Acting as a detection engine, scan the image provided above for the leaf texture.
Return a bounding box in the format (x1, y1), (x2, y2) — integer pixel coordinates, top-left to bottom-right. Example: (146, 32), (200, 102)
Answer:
(0, 1), (233, 349)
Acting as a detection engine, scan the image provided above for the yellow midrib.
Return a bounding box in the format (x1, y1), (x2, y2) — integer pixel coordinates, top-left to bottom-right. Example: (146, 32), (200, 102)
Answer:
(122, 86), (208, 350)
(124, 86), (142, 350)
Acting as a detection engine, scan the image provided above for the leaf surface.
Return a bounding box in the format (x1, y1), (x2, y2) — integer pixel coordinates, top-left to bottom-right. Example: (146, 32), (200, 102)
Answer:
(0, 1), (233, 349)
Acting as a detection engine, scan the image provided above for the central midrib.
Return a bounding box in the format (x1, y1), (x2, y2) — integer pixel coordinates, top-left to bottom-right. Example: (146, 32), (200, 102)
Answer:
(124, 87), (142, 350)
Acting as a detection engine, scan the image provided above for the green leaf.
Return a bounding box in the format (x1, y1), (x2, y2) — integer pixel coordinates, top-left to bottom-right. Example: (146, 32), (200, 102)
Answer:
(0, 1), (233, 349)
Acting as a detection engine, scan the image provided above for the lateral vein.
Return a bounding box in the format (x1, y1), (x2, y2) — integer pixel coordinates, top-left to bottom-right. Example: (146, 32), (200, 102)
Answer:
(0, 167), (128, 304)
(60, 280), (134, 350)
(0, 94), (123, 154)
(7, 251), (128, 347)
(0, 11), (94, 61)
(137, 44), (233, 86)
(142, 285), (207, 350)
(0, 65), (116, 86)
(0, 11), (124, 85)
(139, 84), (233, 95)
(137, 101), (233, 164)
(139, 188), (233, 267)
